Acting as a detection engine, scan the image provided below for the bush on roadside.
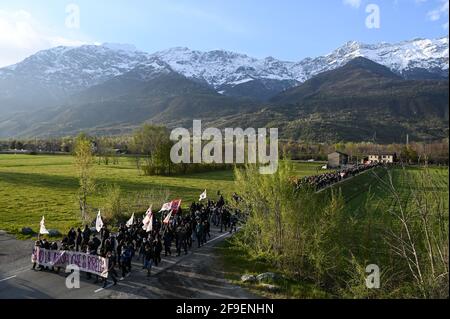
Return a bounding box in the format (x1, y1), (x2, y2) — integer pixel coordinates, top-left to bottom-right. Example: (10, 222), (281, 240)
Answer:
(231, 163), (449, 298)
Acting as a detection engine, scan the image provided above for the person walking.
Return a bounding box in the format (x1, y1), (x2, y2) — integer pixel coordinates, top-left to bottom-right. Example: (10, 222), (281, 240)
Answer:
(230, 214), (238, 233)
(195, 219), (204, 248)
(103, 251), (118, 288)
(120, 246), (131, 279)
(175, 225), (183, 256)
(153, 236), (162, 266)
(31, 237), (42, 271)
(143, 244), (154, 277)
(82, 225), (91, 246)
(75, 228), (82, 252)
(163, 229), (173, 257)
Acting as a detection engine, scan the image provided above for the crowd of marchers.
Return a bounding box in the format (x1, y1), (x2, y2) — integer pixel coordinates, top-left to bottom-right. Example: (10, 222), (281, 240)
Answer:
(295, 162), (383, 191)
(31, 192), (242, 288)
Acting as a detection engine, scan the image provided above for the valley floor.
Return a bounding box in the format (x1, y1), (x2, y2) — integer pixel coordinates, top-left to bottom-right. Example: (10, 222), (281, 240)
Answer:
(0, 154), (325, 235)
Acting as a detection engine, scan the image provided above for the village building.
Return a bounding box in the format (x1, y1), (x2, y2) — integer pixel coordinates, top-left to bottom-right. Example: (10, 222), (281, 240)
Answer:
(366, 153), (397, 164)
(328, 151), (349, 168)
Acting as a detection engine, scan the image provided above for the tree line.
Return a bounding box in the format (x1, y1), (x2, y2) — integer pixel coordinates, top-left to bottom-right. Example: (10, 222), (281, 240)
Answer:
(1, 128), (448, 167)
(280, 139), (449, 165)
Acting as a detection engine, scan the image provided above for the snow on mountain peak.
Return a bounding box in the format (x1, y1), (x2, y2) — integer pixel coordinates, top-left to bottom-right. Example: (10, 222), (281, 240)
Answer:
(149, 36), (448, 88)
(0, 44), (151, 94)
(102, 43), (138, 52)
(0, 36), (447, 97)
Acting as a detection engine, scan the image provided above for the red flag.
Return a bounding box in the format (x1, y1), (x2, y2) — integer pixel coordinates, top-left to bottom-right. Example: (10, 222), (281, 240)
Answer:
(171, 199), (182, 214)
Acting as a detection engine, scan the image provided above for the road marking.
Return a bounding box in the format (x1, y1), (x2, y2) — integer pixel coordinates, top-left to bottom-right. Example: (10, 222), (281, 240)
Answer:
(159, 259), (177, 264)
(0, 275), (16, 282)
(206, 228), (240, 245)
(0, 265), (34, 279)
(205, 232), (228, 244)
(94, 283), (114, 293)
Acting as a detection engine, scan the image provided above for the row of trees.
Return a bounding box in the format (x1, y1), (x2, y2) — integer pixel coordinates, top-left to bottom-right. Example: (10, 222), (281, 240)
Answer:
(2, 133), (448, 166)
(280, 139), (449, 164)
(130, 124), (234, 176)
(130, 125), (173, 175)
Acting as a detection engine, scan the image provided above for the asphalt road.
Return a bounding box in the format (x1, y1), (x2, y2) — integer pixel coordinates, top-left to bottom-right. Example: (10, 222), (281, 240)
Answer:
(0, 228), (258, 299)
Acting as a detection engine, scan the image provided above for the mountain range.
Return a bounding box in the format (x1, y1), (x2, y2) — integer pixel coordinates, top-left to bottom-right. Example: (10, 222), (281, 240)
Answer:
(0, 36), (448, 142)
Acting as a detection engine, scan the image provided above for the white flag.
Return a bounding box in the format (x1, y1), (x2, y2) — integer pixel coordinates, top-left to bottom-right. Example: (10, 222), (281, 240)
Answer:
(145, 214), (153, 232)
(163, 210), (173, 224)
(39, 216), (49, 235)
(159, 202), (172, 212)
(142, 206), (152, 224)
(142, 206), (153, 232)
(199, 190), (207, 201)
(95, 211), (104, 232)
(126, 213), (135, 227)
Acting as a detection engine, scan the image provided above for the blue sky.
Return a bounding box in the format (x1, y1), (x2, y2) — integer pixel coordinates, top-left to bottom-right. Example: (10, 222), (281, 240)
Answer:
(0, 0), (448, 67)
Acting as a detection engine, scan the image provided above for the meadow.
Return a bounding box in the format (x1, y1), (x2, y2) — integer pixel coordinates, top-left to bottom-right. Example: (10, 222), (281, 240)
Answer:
(0, 154), (327, 235)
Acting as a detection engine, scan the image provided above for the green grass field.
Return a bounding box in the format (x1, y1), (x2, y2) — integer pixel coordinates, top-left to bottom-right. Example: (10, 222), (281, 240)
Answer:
(323, 165), (449, 214)
(0, 154), (327, 235)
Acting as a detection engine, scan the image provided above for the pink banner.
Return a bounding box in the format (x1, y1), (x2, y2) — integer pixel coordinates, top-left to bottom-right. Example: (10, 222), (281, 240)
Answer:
(32, 247), (109, 278)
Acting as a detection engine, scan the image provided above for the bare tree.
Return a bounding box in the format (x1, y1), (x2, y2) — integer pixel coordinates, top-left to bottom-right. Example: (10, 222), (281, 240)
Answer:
(74, 133), (95, 224)
(374, 167), (449, 298)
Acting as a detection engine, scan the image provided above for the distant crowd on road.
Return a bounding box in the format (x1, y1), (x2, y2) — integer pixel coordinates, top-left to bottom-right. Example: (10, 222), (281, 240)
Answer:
(295, 162), (382, 191)
(31, 192), (242, 288)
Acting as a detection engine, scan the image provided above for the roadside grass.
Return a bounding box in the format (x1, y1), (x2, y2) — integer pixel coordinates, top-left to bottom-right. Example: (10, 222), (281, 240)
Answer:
(217, 236), (330, 299)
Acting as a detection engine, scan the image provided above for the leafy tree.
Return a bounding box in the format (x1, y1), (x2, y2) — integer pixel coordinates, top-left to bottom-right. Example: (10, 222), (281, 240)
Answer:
(131, 124), (172, 175)
(400, 145), (419, 164)
(101, 184), (126, 225)
(74, 133), (95, 224)
(233, 161), (347, 282)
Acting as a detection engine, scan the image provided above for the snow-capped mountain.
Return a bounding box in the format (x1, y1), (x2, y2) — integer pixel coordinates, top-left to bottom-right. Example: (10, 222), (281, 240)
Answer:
(151, 47), (297, 88)
(0, 40), (448, 141)
(2, 37), (448, 90)
(293, 36), (449, 80)
(0, 36), (448, 114)
(0, 44), (150, 94)
(152, 36), (449, 88)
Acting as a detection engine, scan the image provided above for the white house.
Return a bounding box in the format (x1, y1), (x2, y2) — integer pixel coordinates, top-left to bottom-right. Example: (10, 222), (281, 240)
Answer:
(367, 153), (396, 164)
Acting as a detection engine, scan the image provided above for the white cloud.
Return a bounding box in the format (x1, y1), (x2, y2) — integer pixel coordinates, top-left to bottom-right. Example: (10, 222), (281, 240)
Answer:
(427, 0), (449, 28)
(343, 0), (362, 9)
(443, 21), (449, 30)
(0, 10), (89, 68)
(428, 9), (441, 20)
